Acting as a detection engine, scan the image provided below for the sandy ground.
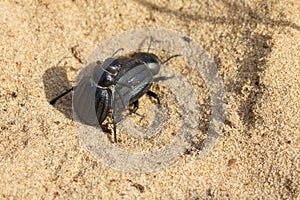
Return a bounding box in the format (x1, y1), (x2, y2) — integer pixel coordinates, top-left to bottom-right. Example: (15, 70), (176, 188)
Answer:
(0, 0), (299, 199)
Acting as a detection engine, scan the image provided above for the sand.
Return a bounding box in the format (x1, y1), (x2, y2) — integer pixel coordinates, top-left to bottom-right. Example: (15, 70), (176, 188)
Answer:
(0, 0), (299, 199)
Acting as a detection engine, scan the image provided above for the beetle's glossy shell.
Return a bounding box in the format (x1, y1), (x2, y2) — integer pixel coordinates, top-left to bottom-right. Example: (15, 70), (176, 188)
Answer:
(113, 58), (153, 123)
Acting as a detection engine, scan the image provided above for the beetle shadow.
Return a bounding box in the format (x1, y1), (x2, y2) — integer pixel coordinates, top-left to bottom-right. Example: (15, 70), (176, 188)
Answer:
(134, 0), (300, 31)
(43, 66), (73, 120)
(43, 66), (116, 140)
(135, 0), (295, 133)
(234, 33), (273, 130)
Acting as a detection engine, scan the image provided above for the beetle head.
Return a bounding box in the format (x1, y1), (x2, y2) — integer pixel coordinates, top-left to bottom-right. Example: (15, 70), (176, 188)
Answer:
(100, 48), (124, 75)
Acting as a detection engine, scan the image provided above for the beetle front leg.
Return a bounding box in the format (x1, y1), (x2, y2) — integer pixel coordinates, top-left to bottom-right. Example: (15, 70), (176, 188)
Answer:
(50, 87), (74, 105)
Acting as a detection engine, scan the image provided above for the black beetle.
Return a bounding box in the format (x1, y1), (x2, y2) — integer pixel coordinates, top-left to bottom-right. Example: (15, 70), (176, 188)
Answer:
(50, 48), (179, 143)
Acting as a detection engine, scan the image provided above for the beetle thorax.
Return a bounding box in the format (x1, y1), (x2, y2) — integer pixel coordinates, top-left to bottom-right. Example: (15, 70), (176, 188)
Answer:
(94, 58), (121, 88)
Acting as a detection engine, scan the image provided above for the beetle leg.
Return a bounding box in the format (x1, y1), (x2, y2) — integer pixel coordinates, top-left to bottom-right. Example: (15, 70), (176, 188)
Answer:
(131, 100), (139, 114)
(146, 90), (160, 105)
(50, 87), (74, 105)
(113, 119), (117, 143)
(129, 100), (145, 117)
(112, 97), (117, 143)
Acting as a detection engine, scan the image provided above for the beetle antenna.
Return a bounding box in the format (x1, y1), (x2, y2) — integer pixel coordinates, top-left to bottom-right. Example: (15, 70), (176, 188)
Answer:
(162, 54), (181, 64)
(147, 36), (153, 52)
(111, 48), (124, 57)
(153, 76), (175, 82)
(50, 87), (74, 105)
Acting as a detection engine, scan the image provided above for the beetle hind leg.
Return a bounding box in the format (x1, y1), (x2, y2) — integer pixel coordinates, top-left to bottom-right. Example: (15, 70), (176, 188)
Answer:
(147, 90), (161, 105)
